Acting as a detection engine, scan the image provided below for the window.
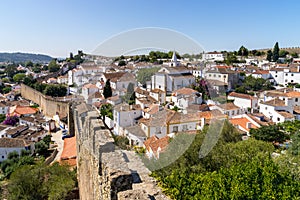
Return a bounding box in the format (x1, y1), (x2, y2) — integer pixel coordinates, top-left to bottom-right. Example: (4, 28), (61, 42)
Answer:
(209, 74), (211, 77)
(286, 73), (288, 76)
(285, 79), (288, 82)
(292, 74), (294, 76)
(276, 71), (278, 73)
(296, 98), (298, 102)
(1, 156), (4, 159)
(275, 75), (277, 77)
(277, 117), (280, 121)
(224, 75), (226, 78)
(173, 126), (178, 132)
(218, 75), (221, 78)
(283, 98), (285, 100)
(213, 74), (216, 77)
(183, 125), (188, 131)
(291, 80), (294, 83)
(156, 127), (161, 133)
(265, 107), (267, 110)
(231, 111), (234, 115)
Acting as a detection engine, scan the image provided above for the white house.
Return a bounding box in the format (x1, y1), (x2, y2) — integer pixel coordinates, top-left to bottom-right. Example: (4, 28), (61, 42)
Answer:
(0, 138), (33, 162)
(0, 102), (9, 115)
(251, 70), (271, 80)
(259, 98), (294, 123)
(151, 67), (195, 94)
(202, 52), (224, 61)
(214, 102), (246, 118)
(171, 87), (202, 111)
(113, 104), (142, 136)
(227, 92), (258, 112)
(81, 83), (99, 101)
(269, 65), (300, 86)
(205, 66), (239, 91)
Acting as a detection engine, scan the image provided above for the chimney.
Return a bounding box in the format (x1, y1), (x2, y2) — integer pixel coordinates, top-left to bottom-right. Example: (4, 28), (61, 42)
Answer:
(246, 122), (252, 129)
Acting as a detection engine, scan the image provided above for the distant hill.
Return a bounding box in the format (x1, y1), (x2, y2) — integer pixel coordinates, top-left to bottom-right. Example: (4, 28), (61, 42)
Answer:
(0, 52), (53, 63)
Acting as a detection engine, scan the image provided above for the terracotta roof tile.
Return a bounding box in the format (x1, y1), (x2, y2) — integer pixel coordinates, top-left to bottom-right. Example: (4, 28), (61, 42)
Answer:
(60, 136), (77, 161)
(229, 117), (258, 132)
(229, 92), (256, 100)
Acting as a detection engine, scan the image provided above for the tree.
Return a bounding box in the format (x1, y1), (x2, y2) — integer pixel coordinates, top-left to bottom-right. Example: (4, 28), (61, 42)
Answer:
(43, 84), (67, 97)
(34, 140), (48, 156)
(0, 114), (5, 123)
(136, 67), (160, 85)
(25, 61), (33, 67)
(2, 86), (11, 94)
(118, 60), (126, 66)
(12, 73), (26, 83)
(273, 42), (280, 62)
(250, 124), (288, 143)
(266, 50), (273, 62)
(100, 104), (113, 120)
(7, 163), (76, 200)
(5, 64), (17, 78)
(279, 50), (289, 57)
(48, 59), (60, 72)
(238, 46), (249, 57)
(103, 79), (112, 99)
(123, 82), (136, 104)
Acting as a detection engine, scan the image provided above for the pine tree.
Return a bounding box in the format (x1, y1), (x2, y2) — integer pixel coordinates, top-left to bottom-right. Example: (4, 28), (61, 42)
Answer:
(266, 50), (273, 62)
(103, 79), (112, 99)
(272, 42), (280, 62)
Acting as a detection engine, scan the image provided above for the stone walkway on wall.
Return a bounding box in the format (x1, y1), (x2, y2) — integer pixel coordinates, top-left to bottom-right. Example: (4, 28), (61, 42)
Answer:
(117, 150), (170, 200)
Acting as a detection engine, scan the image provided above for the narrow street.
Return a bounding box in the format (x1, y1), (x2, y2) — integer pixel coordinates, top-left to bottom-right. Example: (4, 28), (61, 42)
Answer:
(50, 129), (64, 164)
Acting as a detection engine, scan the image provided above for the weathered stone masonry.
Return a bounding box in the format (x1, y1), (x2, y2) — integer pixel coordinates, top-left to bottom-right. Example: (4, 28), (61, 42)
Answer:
(74, 103), (169, 200)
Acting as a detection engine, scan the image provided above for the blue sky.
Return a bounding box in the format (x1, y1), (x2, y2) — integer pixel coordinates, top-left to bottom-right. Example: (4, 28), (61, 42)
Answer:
(0, 0), (299, 57)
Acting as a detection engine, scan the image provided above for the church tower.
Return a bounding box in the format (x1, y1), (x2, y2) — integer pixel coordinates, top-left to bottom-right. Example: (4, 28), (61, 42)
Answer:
(170, 51), (179, 67)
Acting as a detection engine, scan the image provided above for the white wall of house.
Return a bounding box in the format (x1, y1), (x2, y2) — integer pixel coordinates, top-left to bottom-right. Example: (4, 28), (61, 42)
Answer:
(169, 121), (198, 133)
(0, 147), (27, 162)
(148, 126), (167, 138)
(0, 106), (9, 115)
(113, 109), (142, 135)
(270, 69), (300, 86)
(203, 53), (224, 61)
(228, 96), (258, 110)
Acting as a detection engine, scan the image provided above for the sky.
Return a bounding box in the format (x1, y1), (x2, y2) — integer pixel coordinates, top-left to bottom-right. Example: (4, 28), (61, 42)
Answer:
(0, 0), (300, 57)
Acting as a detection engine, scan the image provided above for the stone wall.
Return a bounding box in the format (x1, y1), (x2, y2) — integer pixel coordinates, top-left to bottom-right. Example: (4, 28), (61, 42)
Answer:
(20, 84), (69, 118)
(74, 103), (169, 200)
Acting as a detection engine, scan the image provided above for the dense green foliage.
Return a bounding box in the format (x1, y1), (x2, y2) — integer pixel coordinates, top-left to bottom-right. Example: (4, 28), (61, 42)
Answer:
(0, 52), (52, 63)
(34, 135), (52, 157)
(43, 84), (67, 97)
(12, 73), (26, 83)
(136, 67), (160, 85)
(150, 120), (300, 199)
(100, 104), (113, 120)
(0, 150), (34, 179)
(237, 45), (249, 57)
(122, 82), (136, 105)
(103, 79), (112, 99)
(267, 50), (273, 62)
(236, 75), (274, 93)
(273, 42), (280, 62)
(7, 163), (76, 200)
(48, 59), (60, 72)
(26, 81), (67, 97)
(250, 124), (289, 143)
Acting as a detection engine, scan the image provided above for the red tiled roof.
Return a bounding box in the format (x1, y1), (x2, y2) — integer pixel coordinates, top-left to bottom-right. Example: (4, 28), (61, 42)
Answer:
(12, 106), (38, 116)
(228, 92), (256, 100)
(172, 87), (198, 96)
(60, 136), (77, 166)
(229, 117), (258, 132)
